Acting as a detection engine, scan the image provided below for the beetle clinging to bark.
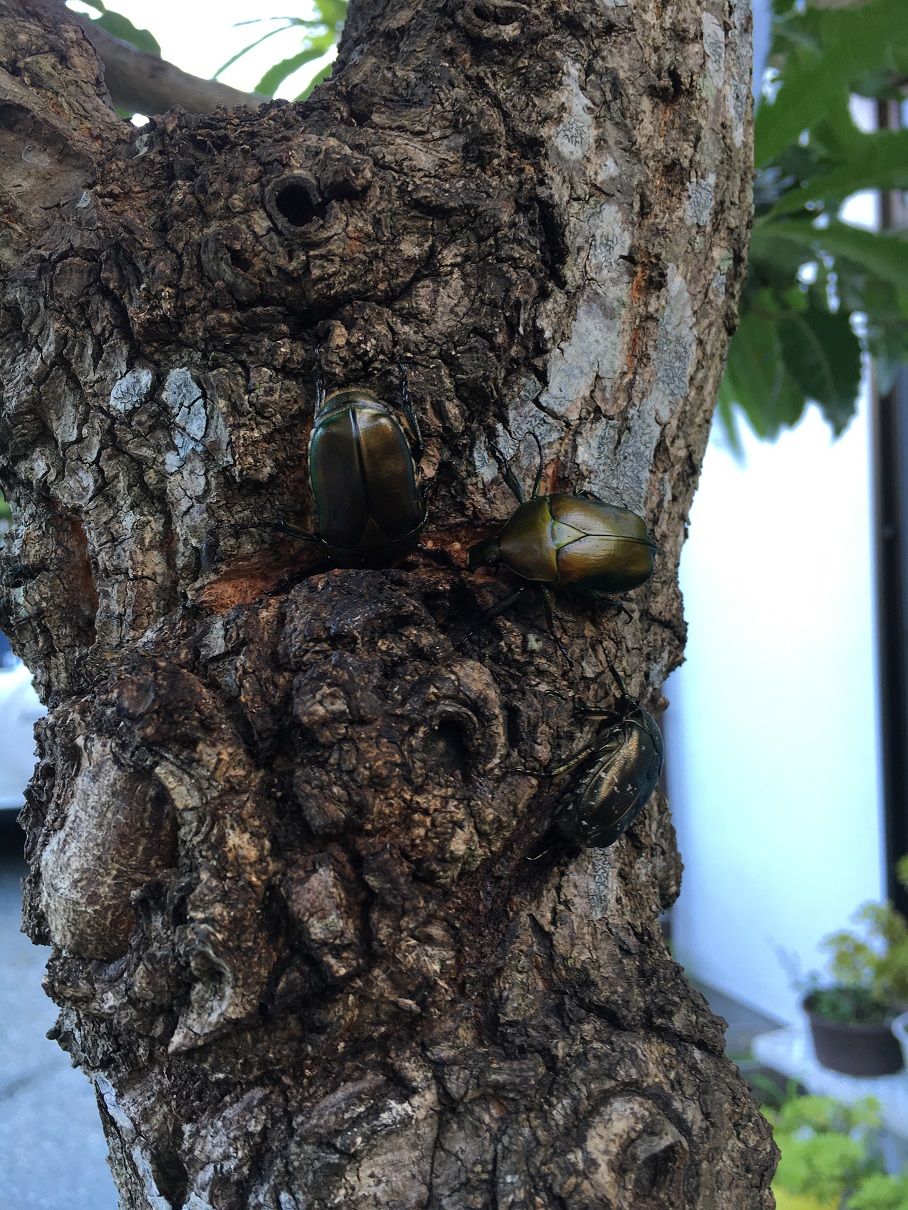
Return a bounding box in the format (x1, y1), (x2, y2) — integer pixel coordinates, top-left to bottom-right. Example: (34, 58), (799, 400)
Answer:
(272, 361), (427, 569)
(551, 705), (664, 849)
(466, 434), (657, 636)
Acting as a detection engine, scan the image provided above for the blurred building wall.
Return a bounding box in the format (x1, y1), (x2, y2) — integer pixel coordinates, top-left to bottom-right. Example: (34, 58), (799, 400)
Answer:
(665, 388), (885, 1025)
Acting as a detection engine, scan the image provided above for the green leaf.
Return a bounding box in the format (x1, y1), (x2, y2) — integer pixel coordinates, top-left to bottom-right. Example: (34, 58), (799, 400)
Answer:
(91, 11), (161, 58)
(753, 220), (908, 295)
(314, 0), (348, 28)
(755, 0), (908, 167)
(778, 306), (861, 434)
(214, 23), (297, 78)
(255, 35), (335, 96)
(747, 228), (816, 280)
(723, 306), (807, 439)
(769, 129), (908, 215)
(296, 60), (335, 101)
(715, 370), (746, 458)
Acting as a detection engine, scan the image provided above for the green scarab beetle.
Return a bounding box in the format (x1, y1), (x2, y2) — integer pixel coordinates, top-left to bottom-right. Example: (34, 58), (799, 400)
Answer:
(270, 362), (426, 569)
(552, 706), (664, 849)
(467, 492), (656, 594)
(308, 381), (426, 568)
(465, 434), (656, 636)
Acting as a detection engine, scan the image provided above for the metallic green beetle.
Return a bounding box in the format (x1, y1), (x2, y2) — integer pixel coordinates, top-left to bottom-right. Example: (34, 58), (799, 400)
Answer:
(551, 706), (664, 848)
(270, 363), (426, 568)
(308, 384), (426, 568)
(468, 492), (656, 593)
(466, 435), (656, 630)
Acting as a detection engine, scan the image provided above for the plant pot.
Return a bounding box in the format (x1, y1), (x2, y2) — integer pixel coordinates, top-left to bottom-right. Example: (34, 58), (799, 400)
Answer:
(805, 998), (903, 1077)
(890, 1011), (908, 1070)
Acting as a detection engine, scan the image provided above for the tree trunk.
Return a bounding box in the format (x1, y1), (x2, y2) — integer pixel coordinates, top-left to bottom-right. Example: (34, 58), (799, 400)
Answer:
(0, 1), (774, 1206)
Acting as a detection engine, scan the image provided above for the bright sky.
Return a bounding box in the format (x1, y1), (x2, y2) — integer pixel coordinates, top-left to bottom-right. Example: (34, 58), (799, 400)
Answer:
(66, 1), (336, 99)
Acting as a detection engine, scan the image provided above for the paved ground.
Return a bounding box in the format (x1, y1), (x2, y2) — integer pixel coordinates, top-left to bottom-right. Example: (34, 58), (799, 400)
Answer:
(0, 817), (117, 1210)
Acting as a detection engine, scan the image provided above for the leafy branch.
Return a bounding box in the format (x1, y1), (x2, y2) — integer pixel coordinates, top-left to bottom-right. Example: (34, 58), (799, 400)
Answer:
(721, 0), (908, 448)
(75, 0), (160, 58)
(214, 1), (348, 101)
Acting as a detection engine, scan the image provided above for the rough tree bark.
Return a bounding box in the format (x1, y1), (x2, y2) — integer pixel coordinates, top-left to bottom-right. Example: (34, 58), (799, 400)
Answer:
(0, 0), (774, 1206)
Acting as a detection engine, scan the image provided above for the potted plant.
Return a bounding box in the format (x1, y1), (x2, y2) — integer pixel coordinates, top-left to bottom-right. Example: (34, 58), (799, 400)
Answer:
(801, 859), (908, 1077)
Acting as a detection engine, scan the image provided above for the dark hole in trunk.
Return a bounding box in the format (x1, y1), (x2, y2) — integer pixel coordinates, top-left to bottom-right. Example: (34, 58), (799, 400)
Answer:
(274, 181), (327, 228)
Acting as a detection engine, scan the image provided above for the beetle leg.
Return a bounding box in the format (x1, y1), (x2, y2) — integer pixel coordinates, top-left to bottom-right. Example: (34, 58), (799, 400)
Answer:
(454, 585), (527, 649)
(487, 439), (526, 505)
(540, 588), (574, 669)
(601, 650), (632, 710)
(239, 519), (331, 575)
(528, 431), (545, 499)
(483, 585), (526, 622)
(589, 592), (635, 623)
(396, 360), (424, 462)
(549, 743), (601, 778)
(251, 518), (321, 545)
(526, 840), (565, 863)
(420, 542), (458, 570)
(313, 346), (327, 415)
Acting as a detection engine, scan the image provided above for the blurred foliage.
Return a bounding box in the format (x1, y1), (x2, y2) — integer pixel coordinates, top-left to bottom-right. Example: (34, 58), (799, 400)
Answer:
(817, 858), (908, 1012)
(781, 859), (908, 1022)
(849, 1173), (908, 1210)
(804, 984), (893, 1025)
(821, 904), (908, 1010)
(76, 0), (161, 57)
(747, 1084), (908, 1208)
(720, 0), (908, 449)
(214, 1), (348, 100)
(765, 1094), (908, 1209)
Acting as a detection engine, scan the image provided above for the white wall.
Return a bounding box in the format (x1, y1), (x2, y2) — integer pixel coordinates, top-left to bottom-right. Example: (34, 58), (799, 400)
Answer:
(666, 393), (886, 1024)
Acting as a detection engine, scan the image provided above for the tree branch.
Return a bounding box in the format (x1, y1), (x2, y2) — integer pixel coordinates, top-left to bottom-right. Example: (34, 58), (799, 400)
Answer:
(70, 7), (266, 115)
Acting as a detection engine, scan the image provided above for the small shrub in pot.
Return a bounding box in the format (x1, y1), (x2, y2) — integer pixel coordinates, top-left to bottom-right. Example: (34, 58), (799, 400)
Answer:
(800, 859), (908, 1076)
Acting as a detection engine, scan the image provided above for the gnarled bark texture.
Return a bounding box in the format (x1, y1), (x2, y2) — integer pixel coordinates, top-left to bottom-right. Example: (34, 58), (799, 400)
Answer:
(0, 0), (774, 1206)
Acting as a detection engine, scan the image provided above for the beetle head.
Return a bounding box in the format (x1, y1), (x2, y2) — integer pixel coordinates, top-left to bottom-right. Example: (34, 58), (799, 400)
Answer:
(467, 536), (501, 571)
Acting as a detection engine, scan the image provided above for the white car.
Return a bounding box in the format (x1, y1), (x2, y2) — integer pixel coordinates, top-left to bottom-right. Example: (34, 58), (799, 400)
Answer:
(0, 658), (46, 811)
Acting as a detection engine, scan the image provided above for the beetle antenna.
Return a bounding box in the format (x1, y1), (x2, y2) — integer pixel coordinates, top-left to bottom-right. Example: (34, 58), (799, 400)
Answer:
(487, 438), (525, 504)
(313, 346), (326, 414)
(396, 358), (423, 461)
(602, 650), (631, 710)
(528, 432), (544, 499)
